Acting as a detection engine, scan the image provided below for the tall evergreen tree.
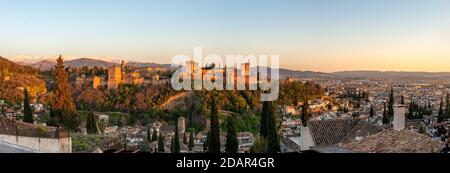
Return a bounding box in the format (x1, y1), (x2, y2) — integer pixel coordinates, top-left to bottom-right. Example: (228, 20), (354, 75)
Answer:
(225, 117), (239, 153)
(188, 132), (195, 152)
(86, 112), (98, 134)
(401, 95), (405, 105)
(369, 105), (374, 118)
(151, 128), (158, 142)
(204, 131), (210, 153)
(438, 98), (445, 123)
(408, 100), (414, 118)
(260, 101), (270, 138)
(301, 99), (311, 126)
(383, 102), (389, 124)
(183, 132), (188, 145)
(265, 101), (280, 153)
(208, 96), (221, 153)
(446, 94), (450, 120)
(47, 108), (57, 126)
(146, 128), (151, 142)
(173, 120), (181, 153)
(23, 88), (33, 123)
(51, 55), (79, 130)
(170, 136), (175, 153)
(158, 132), (165, 153)
(387, 88), (395, 118)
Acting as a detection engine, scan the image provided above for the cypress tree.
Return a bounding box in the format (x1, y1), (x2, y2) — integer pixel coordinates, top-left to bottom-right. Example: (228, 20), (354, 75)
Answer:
(170, 136), (175, 153)
(266, 101), (280, 153)
(446, 94), (450, 120)
(23, 88), (33, 123)
(225, 116), (239, 153)
(204, 131), (209, 153)
(369, 105), (374, 118)
(47, 108), (57, 126)
(86, 112), (98, 134)
(183, 132), (188, 145)
(383, 102), (389, 124)
(438, 98), (445, 123)
(260, 101), (269, 139)
(387, 88), (395, 118)
(146, 128), (151, 142)
(301, 99), (311, 126)
(151, 128), (158, 142)
(189, 132), (195, 152)
(208, 95), (221, 153)
(158, 132), (165, 153)
(408, 100), (414, 118)
(173, 120), (181, 153)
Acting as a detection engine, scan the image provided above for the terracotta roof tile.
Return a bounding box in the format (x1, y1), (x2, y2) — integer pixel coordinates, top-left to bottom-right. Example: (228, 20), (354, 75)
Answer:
(308, 118), (360, 146)
(339, 130), (445, 153)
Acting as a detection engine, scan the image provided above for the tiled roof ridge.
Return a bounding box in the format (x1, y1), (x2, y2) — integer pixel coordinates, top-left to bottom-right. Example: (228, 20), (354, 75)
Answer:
(336, 120), (361, 144)
(308, 118), (361, 146)
(339, 119), (383, 144)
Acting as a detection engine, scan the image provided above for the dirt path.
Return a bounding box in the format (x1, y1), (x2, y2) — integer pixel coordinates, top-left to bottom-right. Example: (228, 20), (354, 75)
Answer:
(160, 91), (190, 110)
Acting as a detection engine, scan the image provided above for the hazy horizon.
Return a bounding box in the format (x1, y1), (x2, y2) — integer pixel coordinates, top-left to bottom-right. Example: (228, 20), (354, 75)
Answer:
(4, 54), (450, 74)
(2, 0), (450, 73)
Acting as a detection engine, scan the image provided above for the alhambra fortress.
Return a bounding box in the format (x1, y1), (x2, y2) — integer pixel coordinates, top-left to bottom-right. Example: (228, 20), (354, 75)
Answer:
(76, 61), (259, 91)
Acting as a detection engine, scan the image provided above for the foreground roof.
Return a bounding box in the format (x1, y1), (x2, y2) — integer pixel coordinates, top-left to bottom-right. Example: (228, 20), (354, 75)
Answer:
(0, 140), (39, 153)
(339, 130), (445, 153)
(311, 145), (357, 153)
(308, 118), (382, 147)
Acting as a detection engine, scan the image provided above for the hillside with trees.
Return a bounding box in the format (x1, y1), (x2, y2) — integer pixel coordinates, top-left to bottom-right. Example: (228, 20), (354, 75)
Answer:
(0, 57), (46, 104)
(0, 56), (38, 75)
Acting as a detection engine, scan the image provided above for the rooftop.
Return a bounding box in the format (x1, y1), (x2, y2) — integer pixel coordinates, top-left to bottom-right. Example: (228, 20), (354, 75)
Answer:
(339, 130), (445, 153)
(0, 140), (39, 153)
(311, 145), (357, 153)
(308, 118), (361, 147)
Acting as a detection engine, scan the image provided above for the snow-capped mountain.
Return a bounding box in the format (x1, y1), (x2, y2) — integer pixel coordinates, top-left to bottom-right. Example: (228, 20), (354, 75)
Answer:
(9, 55), (124, 65)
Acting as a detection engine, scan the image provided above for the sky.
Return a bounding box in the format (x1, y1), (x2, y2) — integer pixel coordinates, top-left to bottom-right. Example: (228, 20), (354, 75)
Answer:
(1, 0), (450, 72)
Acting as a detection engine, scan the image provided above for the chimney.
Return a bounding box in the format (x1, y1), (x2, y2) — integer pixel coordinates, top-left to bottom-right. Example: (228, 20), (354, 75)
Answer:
(393, 104), (406, 131)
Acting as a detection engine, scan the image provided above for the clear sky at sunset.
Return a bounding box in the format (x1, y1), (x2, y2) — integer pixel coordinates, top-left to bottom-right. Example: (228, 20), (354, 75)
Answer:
(1, 0), (450, 72)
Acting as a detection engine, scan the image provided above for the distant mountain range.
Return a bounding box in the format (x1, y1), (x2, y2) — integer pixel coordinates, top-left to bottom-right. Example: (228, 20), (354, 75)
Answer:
(278, 68), (331, 79)
(29, 60), (55, 71)
(66, 58), (118, 68)
(17, 58), (171, 71)
(270, 69), (450, 79)
(27, 58), (117, 71)
(331, 71), (450, 79)
(4, 56), (450, 79)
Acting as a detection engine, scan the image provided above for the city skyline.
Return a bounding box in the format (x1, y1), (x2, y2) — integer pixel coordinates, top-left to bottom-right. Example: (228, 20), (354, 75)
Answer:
(2, 0), (450, 72)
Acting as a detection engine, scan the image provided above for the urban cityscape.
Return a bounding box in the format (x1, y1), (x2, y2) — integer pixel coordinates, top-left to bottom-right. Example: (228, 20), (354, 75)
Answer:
(1, 0), (450, 155)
